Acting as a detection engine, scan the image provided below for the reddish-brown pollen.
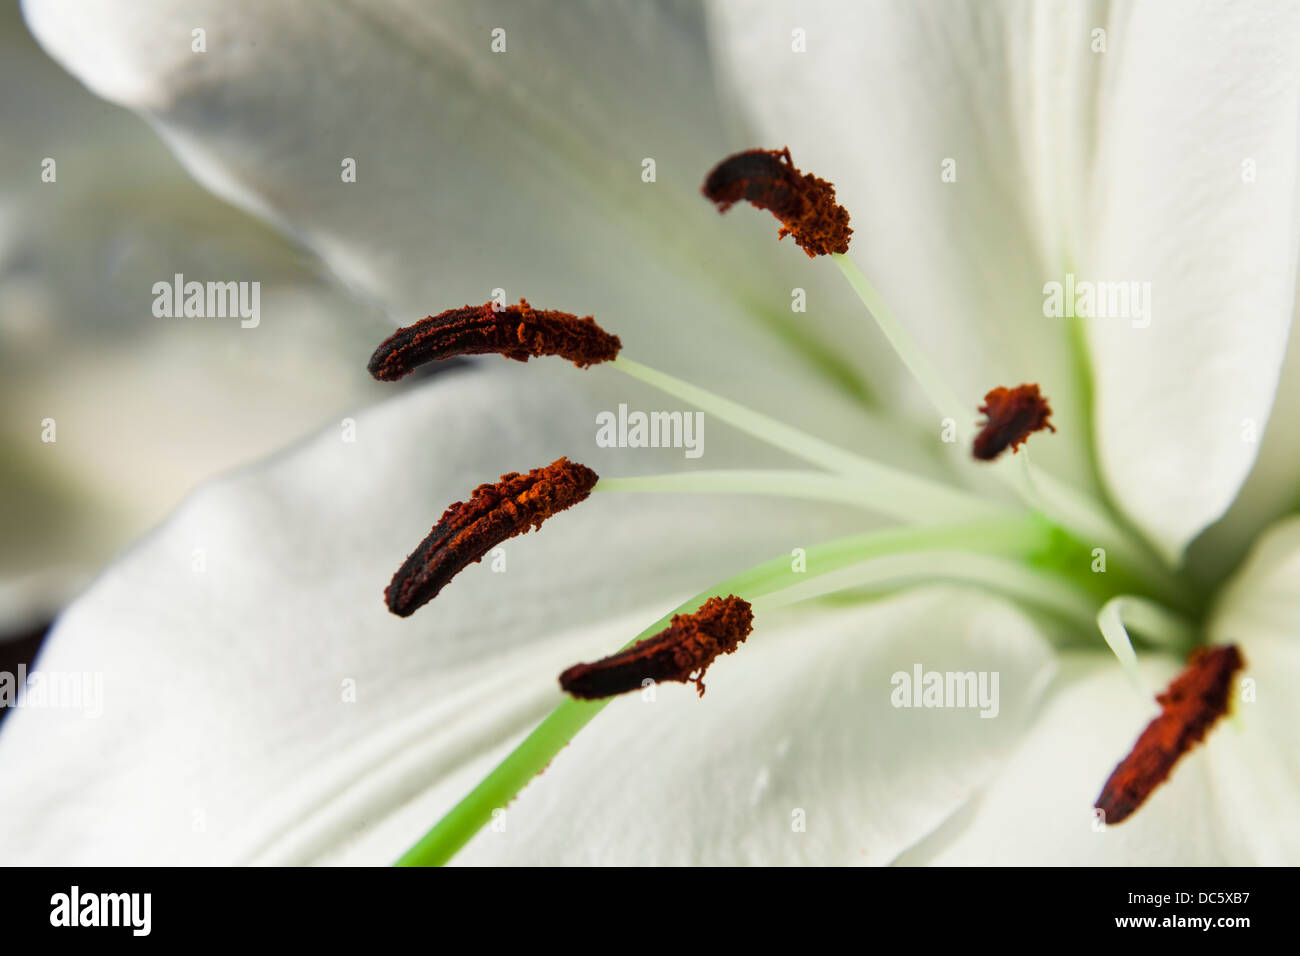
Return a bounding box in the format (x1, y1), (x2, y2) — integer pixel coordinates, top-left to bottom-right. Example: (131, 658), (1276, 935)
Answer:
(972, 384), (1056, 461)
(1095, 644), (1245, 826)
(559, 595), (755, 700)
(702, 147), (852, 257)
(384, 458), (598, 617)
(368, 299), (621, 382)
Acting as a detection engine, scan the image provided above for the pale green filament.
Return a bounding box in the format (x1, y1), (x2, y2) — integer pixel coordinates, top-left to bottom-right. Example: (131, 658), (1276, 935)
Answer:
(755, 550), (1099, 631)
(395, 515), (1062, 867)
(594, 470), (1009, 526)
(1096, 595), (1197, 705)
(610, 356), (1003, 525)
(832, 254), (967, 421)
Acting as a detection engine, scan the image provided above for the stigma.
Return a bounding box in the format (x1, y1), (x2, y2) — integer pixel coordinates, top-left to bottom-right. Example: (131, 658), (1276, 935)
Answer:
(559, 595), (754, 699)
(702, 147), (852, 257)
(384, 458), (598, 617)
(972, 384), (1056, 460)
(1095, 644), (1244, 825)
(368, 299), (621, 381)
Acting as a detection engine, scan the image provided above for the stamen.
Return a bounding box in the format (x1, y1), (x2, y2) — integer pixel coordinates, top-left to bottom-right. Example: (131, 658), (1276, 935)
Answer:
(611, 357), (1007, 524)
(367, 299), (621, 381)
(384, 457), (598, 617)
(559, 595), (754, 699)
(972, 384), (1056, 461)
(702, 147), (852, 257)
(1095, 644), (1245, 825)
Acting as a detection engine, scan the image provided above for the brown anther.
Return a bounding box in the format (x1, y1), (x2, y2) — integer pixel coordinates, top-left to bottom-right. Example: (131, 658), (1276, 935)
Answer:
(384, 458), (598, 617)
(1095, 644), (1244, 826)
(367, 299), (621, 382)
(972, 384), (1056, 461)
(559, 595), (754, 700)
(702, 147), (852, 257)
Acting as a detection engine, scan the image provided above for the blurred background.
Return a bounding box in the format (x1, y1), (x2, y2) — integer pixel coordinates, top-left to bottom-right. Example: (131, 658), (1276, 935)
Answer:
(0, 3), (397, 666)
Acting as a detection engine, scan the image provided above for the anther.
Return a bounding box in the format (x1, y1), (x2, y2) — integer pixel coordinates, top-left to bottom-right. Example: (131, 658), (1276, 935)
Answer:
(1095, 644), (1244, 825)
(559, 595), (754, 699)
(972, 384), (1056, 461)
(384, 458), (598, 617)
(702, 147), (852, 257)
(368, 299), (621, 382)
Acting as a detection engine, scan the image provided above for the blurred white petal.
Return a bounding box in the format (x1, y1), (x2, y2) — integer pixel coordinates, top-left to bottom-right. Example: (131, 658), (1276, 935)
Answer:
(0, 6), (394, 605)
(22, 0), (914, 452)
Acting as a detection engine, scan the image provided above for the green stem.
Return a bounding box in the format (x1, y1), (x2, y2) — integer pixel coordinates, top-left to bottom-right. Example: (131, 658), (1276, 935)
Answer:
(394, 515), (1054, 866)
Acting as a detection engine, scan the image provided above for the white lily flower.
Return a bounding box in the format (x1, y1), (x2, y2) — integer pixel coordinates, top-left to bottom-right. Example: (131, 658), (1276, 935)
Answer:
(4, 0), (1298, 865)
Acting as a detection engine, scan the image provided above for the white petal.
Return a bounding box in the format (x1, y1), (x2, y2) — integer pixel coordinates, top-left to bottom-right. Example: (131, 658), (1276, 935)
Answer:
(431, 588), (1057, 866)
(1186, 293), (1300, 582)
(0, 363), (879, 864)
(898, 653), (1234, 865)
(1079, 2), (1300, 561)
(1203, 515), (1300, 864)
(21, 0), (909, 448)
